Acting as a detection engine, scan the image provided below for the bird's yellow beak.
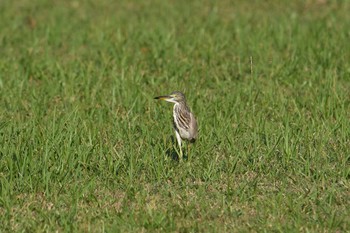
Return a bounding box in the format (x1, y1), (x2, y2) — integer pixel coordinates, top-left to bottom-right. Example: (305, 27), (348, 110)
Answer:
(154, 95), (172, 101)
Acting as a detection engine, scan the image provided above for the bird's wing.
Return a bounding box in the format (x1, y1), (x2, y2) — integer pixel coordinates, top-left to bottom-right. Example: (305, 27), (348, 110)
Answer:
(189, 112), (198, 141)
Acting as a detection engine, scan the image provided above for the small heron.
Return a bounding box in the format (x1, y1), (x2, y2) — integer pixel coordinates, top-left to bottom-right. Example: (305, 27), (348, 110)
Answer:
(154, 91), (198, 160)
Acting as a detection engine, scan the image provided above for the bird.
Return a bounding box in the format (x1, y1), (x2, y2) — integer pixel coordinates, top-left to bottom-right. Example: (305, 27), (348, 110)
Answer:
(154, 91), (198, 160)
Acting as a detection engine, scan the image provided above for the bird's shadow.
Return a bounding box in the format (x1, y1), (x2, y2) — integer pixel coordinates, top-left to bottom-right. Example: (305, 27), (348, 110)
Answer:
(165, 136), (188, 162)
(165, 147), (179, 161)
(165, 136), (178, 161)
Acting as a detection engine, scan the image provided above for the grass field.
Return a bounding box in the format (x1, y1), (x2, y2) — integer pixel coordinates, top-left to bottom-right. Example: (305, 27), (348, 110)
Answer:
(1, 0), (350, 232)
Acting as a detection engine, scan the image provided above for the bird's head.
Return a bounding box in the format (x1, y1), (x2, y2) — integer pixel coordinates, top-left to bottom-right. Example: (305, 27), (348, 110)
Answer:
(154, 91), (186, 104)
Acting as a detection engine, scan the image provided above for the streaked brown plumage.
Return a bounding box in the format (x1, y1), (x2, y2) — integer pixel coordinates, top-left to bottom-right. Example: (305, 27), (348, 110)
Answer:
(154, 91), (198, 159)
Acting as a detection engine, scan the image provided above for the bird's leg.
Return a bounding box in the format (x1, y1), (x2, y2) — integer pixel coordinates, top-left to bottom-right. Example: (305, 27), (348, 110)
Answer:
(175, 130), (183, 161)
(187, 143), (190, 161)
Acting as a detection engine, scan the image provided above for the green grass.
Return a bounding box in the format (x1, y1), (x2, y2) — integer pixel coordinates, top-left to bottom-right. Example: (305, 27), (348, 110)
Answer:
(1, 0), (350, 232)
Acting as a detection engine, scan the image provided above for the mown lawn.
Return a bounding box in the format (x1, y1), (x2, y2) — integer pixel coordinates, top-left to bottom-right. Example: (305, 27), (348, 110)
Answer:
(0, 0), (349, 232)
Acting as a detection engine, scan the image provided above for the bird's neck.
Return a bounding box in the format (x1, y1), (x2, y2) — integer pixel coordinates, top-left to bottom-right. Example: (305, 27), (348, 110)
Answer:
(173, 102), (189, 112)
